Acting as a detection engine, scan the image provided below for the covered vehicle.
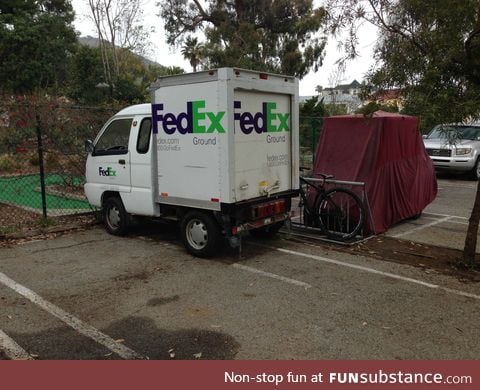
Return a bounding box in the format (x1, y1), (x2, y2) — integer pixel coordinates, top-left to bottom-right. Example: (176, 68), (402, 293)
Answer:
(312, 111), (437, 234)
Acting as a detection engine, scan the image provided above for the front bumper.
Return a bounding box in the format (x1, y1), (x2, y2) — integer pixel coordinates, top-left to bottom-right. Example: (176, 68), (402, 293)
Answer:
(429, 156), (476, 172)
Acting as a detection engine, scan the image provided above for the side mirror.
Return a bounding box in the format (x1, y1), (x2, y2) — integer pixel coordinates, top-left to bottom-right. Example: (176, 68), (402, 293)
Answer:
(85, 139), (94, 154)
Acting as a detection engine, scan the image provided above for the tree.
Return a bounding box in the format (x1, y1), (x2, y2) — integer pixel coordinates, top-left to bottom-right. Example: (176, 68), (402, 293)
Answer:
(158, 0), (326, 78)
(326, 0), (480, 266)
(181, 36), (203, 72)
(300, 96), (326, 149)
(68, 44), (184, 104)
(69, 45), (106, 104)
(86, 0), (151, 96)
(0, 0), (77, 94)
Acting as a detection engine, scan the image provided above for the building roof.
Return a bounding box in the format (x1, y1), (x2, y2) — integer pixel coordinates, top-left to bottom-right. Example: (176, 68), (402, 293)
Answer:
(371, 89), (402, 101)
(324, 80), (361, 92)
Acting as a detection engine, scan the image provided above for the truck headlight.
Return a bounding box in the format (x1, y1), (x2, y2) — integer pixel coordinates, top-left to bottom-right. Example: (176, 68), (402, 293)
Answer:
(456, 148), (472, 155)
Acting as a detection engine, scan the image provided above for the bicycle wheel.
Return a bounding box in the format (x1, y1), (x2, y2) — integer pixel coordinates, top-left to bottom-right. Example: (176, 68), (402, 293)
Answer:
(314, 188), (365, 240)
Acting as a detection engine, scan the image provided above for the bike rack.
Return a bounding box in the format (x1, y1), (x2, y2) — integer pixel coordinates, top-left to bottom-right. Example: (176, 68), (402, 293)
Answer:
(285, 176), (374, 245)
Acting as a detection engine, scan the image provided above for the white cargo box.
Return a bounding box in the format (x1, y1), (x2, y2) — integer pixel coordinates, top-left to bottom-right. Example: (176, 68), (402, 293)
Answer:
(150, 68), (299, 211)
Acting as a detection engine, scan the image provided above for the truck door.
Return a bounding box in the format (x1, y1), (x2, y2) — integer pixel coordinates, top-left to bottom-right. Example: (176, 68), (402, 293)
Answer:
(86, 117), (132, 193)
(126, 116), (157, 215)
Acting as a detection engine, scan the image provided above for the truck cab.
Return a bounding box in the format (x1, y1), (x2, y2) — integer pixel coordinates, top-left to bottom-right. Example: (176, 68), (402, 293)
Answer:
(85, 104), (159, 222)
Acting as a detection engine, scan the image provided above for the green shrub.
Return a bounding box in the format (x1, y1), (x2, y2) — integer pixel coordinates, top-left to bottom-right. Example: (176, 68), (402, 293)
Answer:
(0, 154), (18, 173)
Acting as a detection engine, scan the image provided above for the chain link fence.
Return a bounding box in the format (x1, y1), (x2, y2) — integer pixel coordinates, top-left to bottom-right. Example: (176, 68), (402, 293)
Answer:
(299, 115), (323, 171)
(0, 97), (324, 236)
(0, 96), (118, 236)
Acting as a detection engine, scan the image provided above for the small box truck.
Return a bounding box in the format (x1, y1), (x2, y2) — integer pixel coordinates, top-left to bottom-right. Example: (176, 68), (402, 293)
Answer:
(84, 68), (299, 256)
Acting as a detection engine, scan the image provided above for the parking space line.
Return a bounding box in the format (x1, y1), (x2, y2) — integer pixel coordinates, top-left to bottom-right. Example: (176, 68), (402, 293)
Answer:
(251, 243), (480, 301)
(0, 272), (145, 360)
(0, 329), (33, 360)
(233, 263), (312, 289)
(423, 216), (468, 226)
(391, 216), (453, 238)
(424, 212), (468, 220)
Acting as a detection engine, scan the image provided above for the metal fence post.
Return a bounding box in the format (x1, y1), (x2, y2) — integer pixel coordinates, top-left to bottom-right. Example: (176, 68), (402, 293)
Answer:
(35, 113), (47, 219)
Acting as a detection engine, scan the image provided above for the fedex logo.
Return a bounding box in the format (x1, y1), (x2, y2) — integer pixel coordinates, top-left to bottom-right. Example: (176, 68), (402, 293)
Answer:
(152, 100), (290, 136)
(152, 101), (225, 135)
(99, 167), (116, 176)
(234, 101), (290, 134)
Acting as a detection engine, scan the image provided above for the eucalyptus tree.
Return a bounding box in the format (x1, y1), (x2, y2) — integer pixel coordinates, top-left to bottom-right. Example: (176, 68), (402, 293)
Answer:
(158, 0), (326, 78)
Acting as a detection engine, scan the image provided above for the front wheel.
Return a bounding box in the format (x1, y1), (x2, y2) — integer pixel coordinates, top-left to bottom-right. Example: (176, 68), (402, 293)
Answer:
(471, 157), (480, 180)
(315, 188), (365, 240)
(181, 211), (222, 258)
(103, 196), (129, 236)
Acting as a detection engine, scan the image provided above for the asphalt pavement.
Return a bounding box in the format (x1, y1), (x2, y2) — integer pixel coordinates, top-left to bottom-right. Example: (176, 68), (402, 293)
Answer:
(1, 175), (480, 360)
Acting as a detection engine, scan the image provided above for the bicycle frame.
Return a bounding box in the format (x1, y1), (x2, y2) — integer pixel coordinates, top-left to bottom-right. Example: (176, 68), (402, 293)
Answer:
(297, 175), (368, 241)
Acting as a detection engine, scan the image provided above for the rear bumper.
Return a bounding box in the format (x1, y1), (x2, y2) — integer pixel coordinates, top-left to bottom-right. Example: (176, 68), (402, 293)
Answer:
(232, 212), (289, 235)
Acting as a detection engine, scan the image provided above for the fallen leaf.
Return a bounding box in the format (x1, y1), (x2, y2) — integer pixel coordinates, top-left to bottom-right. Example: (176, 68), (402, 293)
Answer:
(115, 338), (125, 343)
(30, 354), (39, 358)
(193, 352), (202, 359)
(362, 322), (368, 326)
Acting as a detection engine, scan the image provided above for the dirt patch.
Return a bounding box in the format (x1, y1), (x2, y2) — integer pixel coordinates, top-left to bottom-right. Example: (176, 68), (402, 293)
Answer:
(0, 206), (98, 248)
(345, 236), (480, 282)
(0, 203), (39, 233)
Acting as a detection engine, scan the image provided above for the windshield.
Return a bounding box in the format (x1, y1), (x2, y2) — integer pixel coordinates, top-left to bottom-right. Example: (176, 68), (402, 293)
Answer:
(427, 125), (480, 141)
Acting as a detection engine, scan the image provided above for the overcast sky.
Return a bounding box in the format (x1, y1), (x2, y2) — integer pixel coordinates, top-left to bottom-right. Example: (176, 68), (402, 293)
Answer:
(71, 0), (378, 96)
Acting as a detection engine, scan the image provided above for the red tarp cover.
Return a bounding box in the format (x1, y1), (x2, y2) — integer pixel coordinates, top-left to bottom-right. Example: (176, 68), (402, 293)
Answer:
(312, 111), (437, 234)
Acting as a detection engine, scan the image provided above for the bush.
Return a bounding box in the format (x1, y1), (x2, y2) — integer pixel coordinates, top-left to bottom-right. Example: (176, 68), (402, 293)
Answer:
(0, 154), (19, 173)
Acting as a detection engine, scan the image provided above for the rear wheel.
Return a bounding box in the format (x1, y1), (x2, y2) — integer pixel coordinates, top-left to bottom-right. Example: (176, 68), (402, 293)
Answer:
(181, 211), (222, 258)
(103, 196), (129, 236)
(315, 188), (365, 240)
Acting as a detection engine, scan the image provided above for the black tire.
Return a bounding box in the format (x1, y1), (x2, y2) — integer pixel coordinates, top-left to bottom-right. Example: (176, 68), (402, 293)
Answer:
(250, 221), (284, 237)
(315, 188), (365, 240)
(409, 212), (422, 220)
(181, 211), (222, 258)
(471, 157), (480, 180)
(103, 196), (129, 236)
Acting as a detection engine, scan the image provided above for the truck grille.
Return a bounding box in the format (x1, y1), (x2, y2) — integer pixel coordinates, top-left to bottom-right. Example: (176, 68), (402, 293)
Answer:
(426, 148), (451, 157)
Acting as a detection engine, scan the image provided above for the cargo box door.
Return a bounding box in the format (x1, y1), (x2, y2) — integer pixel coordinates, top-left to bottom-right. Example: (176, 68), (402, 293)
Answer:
(234, 90), (292, 201)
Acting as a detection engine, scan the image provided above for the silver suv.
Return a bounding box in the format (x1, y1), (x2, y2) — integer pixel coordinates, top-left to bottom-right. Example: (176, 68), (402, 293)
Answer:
(423, 124), (480, 179)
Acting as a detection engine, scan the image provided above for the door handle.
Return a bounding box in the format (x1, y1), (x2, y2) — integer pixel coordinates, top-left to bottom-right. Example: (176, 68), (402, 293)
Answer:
(118, 159), (126, 165)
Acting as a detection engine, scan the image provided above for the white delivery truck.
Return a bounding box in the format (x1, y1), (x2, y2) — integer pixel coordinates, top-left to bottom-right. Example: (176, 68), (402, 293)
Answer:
(84, 68), (299, 256)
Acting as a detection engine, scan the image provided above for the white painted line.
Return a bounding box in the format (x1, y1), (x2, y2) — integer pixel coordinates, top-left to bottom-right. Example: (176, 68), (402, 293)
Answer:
(424, 212), (468, 220)
(253, 243), (480, 301)
(0, 329), (32, 360)
(420, 216), (468, 226)
(0, 272), (144, 360)
(391, 216), (453, 238)
(232, 263), (312, 289)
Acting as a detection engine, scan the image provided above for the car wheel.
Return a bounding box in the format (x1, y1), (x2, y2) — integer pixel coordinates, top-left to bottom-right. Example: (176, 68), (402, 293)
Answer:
(409, 212), (422, 220)
(181, 211), (222, 258)
(103, 196), (129, 236)
(473, 158), (480, 180)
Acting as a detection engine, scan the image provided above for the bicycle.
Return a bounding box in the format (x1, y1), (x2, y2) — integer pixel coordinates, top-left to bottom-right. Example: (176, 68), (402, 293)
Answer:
(298, 174), (365, 241)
